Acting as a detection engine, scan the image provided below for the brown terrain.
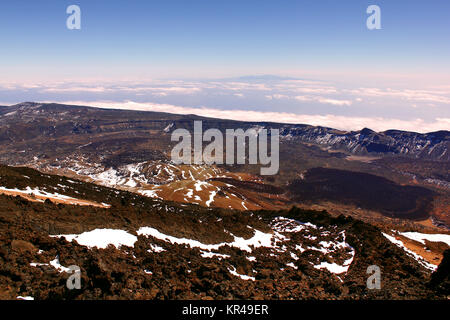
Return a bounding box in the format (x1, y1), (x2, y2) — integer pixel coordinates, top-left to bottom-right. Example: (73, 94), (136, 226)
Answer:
(0, 166), (448, 300)
(0, 102), (449, 300)
(0, 188), (109, 208)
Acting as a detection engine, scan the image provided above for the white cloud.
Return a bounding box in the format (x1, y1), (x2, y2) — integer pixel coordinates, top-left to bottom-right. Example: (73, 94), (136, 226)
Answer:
(266, 94), (352, 106)
(42, 86), (113, 93)
(292, 87), (338, 94)
(3, 78), (449, 108)
(40, 85), (202, 95)
(294, 95), (352, 106)
(347, 87), (450, 105)
(265, 94), (289, 100)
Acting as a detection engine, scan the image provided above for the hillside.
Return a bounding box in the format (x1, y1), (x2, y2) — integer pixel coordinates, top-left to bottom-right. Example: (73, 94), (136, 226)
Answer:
(0, 165), (449, 300)
(0, 102), (448, 228)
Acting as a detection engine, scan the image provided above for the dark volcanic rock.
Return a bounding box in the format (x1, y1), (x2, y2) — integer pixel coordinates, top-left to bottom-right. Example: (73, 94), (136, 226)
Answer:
(429, 249), (450, 294)
(287, 167), (436, 220)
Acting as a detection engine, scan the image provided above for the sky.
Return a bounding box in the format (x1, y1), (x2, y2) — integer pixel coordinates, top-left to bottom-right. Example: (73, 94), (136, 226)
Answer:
(0, 0), (449, 132)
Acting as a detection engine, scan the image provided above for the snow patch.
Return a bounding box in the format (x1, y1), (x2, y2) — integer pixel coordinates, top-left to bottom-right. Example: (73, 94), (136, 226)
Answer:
(137, 226), (287, 253)
(398, 231), (450, 247)
(383, 232), (437, 271)
(53, 229), (138, 249)
(228, 266), (255, 281)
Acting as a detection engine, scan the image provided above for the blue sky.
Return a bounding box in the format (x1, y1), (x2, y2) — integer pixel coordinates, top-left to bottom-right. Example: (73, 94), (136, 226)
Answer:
(0, 1), (449, 132)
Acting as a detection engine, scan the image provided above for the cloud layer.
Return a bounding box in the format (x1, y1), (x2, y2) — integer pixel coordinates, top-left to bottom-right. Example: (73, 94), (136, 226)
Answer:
(1, 76), (449, 133)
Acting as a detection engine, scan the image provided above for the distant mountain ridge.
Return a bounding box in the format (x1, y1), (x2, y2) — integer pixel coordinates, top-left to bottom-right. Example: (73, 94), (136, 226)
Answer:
(280, 125), (449, 161)
(1, 102), (448, 161)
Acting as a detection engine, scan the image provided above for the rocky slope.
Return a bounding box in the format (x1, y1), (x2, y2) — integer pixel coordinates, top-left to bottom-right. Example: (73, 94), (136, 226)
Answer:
(280, 126), (449, 161)
(0, 102), (449, 227)
(0, 165), (449, 300)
